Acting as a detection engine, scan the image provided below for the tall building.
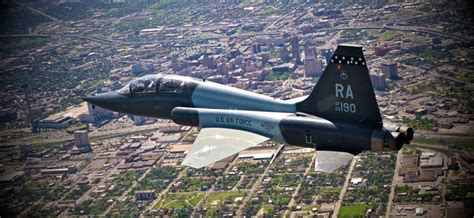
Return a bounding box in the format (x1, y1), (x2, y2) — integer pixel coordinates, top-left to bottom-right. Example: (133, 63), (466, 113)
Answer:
(370, 73), (386, 90)
(290, 35), (301, 63)
(202, 52), (216, 69)
(217, 63), (229, 75)
(260, 52), (270, 66)
(303, 40), (320, 77)
(74, 130), (91, 153)
(381, 62), (398, 79)
(20, 144), (32, 160)
(74, 130), (89, 146)
(304, 57), (322, 77)
(170, 55), (181, 72)
(252, 43), (261, 54)
(278, 46), (290, 63)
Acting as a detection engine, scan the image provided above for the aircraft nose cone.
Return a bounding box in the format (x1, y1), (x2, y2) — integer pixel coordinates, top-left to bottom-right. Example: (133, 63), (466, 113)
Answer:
(83, 92), (125, 112)
(82, 94), (106, 106)
(82, 96), (96, 104)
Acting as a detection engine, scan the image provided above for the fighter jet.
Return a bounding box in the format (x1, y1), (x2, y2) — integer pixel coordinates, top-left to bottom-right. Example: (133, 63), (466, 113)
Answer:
(84, 44), (413, 169)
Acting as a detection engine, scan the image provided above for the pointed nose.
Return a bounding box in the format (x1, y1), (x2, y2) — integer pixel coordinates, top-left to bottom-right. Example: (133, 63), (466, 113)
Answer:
(83, 92), (126, 112)
(83, 94), (109, 106)
(82, 96), (97, 104)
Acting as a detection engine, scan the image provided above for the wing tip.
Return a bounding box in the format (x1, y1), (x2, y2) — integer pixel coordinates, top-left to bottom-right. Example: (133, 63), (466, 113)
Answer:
(181, 159), (205, 169)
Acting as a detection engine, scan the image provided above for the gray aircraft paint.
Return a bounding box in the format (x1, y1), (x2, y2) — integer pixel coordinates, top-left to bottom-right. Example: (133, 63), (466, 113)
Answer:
(191, 81), (297, 112)
(84, 44), (413, 169)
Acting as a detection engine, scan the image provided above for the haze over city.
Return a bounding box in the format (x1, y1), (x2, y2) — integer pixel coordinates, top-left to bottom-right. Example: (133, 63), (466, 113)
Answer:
(0, 0), (473, 217)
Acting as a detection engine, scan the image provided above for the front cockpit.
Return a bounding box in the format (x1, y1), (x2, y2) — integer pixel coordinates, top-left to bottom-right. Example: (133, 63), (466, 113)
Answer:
(84, 74), (197, 118)
(117, 74), (190, 96)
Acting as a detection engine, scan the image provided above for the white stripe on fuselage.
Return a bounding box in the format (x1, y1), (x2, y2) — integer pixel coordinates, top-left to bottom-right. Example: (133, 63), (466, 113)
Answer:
(194, 108), (290, 144)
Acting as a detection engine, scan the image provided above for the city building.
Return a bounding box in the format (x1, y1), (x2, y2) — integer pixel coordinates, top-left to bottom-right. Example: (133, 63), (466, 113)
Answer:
(74, 130), (89, 146)
(202, 52), (216, 69)
(381, 62), (399, 79)
(74, 130), (91, 153)
(370, 73), (386, 90)
(80, 102), (113, 124)
(135, 190), (156, 200)
(34, 114), (75, 129)
(238, 146), (278, 160)
(40, 166), (77, 175)
(0, 108), (17, 124)
(278, 46), (290, 63)
(290, 35), (301, 63)
(170, 55), (182, 72)
(304, 42), (315, 59)
(304, 57), (322, 77)
(132, 116), (146, 125)
(420, 156), (443, 168)
(252, 43), (261, 54)
(20, 144), (32, 159)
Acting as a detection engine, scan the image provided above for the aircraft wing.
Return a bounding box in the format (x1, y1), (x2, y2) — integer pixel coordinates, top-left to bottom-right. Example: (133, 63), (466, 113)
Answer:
(314, 151), (354, 173)
(182, 128), (269, 168)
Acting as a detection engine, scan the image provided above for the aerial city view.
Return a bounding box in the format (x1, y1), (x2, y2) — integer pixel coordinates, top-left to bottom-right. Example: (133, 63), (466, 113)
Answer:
(0, 0), (473, 217)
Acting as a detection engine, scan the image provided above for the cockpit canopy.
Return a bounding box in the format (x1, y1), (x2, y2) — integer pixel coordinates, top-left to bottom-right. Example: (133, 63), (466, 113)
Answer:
(117, 74), (187, 95)
(131, 75), (157, 94)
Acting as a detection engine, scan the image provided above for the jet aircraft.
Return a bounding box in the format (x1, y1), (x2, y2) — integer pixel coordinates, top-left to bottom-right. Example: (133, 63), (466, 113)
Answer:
(84, 44), (413, 169)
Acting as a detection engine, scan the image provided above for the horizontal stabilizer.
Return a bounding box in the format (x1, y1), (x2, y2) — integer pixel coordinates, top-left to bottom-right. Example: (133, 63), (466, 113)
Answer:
(314, 151), (354, 173)
(182, 128), (269, 168)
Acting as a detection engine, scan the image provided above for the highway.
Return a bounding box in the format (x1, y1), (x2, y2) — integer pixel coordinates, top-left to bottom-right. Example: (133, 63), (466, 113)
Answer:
(283, 151), (317, 217)
(1, 22), (469, 47)
(385, 149), (402, 217)
(332, 157), (357, 218)
(331, 25), (470, 43)
(235, 144), (284, 217)
(15, 125), (160, 148)
(13, 0), (62, 24)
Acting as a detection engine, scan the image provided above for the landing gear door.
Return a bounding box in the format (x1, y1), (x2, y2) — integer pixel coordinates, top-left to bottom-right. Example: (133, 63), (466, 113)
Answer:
(305, 130), (315, 147)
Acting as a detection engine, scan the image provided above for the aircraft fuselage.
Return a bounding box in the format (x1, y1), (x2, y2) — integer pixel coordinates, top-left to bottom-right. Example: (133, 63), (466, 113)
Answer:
(84, 44), (414, 168)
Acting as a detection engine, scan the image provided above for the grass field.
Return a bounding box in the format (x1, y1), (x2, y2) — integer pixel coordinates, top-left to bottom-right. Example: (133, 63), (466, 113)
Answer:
(381, 30), (396, 41)
(320, 187), (342, 193)
(203, 191), (247, 207)
(262, 204), (275, 213)
(338, 204), (367, 217)
(155, 193), (204, 209)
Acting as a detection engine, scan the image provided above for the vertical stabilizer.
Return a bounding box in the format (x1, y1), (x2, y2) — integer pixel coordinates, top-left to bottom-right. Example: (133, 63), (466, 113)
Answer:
(296, 44), (382, 128)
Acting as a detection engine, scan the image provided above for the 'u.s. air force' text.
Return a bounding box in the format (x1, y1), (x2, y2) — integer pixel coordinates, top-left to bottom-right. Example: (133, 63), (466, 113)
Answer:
(215, 116), (252, 126)
(335, 83), (356, 113)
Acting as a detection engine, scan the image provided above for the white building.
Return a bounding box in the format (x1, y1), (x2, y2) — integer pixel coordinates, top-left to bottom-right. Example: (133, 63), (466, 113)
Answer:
(74, 130), (89, 146)
(80, 103), (113, 124)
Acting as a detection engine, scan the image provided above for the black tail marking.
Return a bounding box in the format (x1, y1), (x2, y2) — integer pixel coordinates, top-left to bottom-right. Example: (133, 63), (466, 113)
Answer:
(296, 44), (382, 128)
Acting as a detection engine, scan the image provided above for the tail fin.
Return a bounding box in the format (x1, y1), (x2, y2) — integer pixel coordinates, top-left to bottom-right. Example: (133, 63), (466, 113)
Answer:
(296, 44), (382, 128)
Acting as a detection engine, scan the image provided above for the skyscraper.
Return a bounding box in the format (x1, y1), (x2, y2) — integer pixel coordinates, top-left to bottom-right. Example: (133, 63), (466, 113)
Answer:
(381, 62), (398, 80)
(290, 35), (301, 63)
(370, 73), (386, 90)
(252, 43), (261, 54)
(74, 130), (91, 153)
(278, 46), (290, 63)
(304, 57), (322, 77)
